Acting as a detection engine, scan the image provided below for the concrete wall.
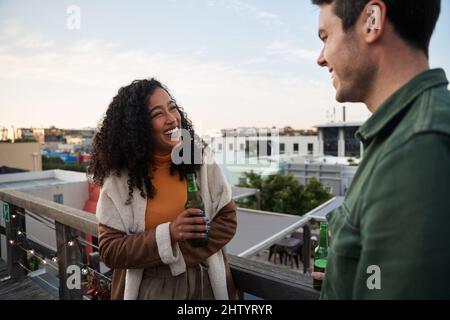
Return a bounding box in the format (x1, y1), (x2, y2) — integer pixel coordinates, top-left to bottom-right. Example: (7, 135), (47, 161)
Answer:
(286, 163), (357, 196)
(24, 181), (89, 253)
(0, 142), (42, 171)
(278, 136), (319, 156)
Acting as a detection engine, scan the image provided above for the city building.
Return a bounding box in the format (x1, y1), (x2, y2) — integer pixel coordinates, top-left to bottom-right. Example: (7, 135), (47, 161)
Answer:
(0, 142), (42, 171)
(207, 127), (320, 185)
(315, 121), (364, 159)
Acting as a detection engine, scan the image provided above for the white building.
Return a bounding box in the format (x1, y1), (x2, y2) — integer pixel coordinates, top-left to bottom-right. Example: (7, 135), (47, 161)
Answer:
(0, 170), (89, 261)
(207, 127), (320, 185)
(278, 135), (318, 157)
(315, 121), (364, 159)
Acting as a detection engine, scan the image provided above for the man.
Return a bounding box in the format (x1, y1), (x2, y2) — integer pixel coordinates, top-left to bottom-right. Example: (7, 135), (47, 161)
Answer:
(311, 0), (450, 299)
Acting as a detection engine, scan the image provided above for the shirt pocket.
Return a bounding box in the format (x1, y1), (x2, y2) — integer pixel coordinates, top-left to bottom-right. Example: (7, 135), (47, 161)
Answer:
(329, 203), (362, 259)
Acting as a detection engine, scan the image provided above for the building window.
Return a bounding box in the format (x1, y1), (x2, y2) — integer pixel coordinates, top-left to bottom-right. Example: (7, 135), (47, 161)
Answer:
(280, 143), (285, 155)
(344, 127), (360, 157)
(240, 143), (244, 151)
(307, 143), (314, 155)
(218, 143), (222, 151)
(322, 128), (339, 157)
(229, 143), (233, 151)
(53, 194), (64, 204)
(293, 143), (299, 153)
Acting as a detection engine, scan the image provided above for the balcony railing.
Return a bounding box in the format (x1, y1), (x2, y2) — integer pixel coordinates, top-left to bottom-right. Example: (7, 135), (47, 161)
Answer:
(0, 189), (319, 300)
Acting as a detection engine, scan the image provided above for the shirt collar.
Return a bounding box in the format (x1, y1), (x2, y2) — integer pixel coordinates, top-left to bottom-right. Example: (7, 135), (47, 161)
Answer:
(356, 68), (449, 145)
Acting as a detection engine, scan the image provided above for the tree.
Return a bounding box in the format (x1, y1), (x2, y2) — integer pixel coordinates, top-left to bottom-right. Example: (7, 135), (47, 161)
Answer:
(237, 172), (332, 216)
(303, 177), (333, 213)
(260, 173), (306, 214)
(236, 171), (263, 210)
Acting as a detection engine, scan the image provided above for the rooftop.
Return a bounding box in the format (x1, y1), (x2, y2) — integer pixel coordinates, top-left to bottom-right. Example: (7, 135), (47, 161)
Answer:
(314, 121), (364, 129)
(0, 170), (87, 190)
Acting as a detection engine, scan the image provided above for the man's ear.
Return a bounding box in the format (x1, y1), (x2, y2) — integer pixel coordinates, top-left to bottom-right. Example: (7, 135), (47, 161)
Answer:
(363, 0), (387, 44)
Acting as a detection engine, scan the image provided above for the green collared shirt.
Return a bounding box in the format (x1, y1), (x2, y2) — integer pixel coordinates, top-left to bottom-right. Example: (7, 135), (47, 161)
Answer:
(321, 69), (450, 299)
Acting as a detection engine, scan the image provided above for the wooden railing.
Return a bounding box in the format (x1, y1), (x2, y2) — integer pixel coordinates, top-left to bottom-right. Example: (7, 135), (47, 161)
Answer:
(0, 189), (319, 300)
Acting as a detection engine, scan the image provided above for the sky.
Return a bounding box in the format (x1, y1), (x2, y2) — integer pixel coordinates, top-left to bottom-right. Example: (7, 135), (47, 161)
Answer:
(1, 0), (449, 133)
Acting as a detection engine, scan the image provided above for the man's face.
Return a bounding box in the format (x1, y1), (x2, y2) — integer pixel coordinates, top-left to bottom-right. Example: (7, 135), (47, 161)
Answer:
(317, 4), (375, 103)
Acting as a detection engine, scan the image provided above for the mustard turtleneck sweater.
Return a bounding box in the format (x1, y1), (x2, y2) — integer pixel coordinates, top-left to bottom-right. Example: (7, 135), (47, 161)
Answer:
(145, 154), (187, 230)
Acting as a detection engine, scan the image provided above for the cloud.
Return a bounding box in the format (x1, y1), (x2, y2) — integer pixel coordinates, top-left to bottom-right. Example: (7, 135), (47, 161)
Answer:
(0, 22), (367, 130)
(0, 20), (54, 50)
(14, 33), (54, 49)
(207, 0), (284, 26)
(266, 41), (318, 63)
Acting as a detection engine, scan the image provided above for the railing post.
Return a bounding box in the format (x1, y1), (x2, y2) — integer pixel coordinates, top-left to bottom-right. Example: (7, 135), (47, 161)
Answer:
(255, 190), (261, 210)
(302, 224), (311, 273)
(90, 253), (100, 270)
(56, 222), (82, 300)
(5, 204), (27, 280)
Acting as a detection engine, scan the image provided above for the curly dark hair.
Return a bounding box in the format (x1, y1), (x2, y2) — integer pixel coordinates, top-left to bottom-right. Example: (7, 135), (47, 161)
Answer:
(88, 78), (204, 205)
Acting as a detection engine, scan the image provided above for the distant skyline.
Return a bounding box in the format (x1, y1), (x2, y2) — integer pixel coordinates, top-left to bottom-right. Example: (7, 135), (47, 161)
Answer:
(1, 0), (449, 132)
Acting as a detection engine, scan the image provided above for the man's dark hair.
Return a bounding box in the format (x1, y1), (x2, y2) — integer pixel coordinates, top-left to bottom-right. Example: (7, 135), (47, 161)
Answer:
(312, 0), (441, 57)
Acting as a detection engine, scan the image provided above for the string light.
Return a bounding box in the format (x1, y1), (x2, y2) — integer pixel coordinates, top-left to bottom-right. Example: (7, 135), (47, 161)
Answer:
(8, 230), (80, 267)
(7, 231), (109, 283)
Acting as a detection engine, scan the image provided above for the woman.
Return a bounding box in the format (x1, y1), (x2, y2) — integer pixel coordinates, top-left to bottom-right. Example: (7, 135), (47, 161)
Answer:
(89, 78), (238, 300)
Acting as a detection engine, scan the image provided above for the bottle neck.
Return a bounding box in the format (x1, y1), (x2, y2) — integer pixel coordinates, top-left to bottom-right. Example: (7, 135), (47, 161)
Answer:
(186, 173), (199, 193)
(318, 224), (328, 248)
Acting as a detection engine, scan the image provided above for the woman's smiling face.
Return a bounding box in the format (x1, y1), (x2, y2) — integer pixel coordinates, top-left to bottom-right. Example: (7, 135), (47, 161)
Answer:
(148, 87), (182, 155)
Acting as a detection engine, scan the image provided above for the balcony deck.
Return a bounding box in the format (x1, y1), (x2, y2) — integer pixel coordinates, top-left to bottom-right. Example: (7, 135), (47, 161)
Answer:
(0, 259), (55, 300)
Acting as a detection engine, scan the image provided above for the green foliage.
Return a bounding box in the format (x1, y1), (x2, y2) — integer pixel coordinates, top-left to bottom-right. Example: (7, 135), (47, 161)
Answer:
(302, 177), (333, 212)
(28, 255), (41, 271)
(237, 171), (333, 216)
(15, 138), (38, 143)
(42, 156), (87, 173)
(43, 156), (65, 165)
(0, 139), (37, 143)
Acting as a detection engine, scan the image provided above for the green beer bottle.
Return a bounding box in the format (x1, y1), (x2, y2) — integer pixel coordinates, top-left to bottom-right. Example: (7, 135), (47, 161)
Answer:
(185, 173), (208, 247)
(313, 222), (329, 291)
